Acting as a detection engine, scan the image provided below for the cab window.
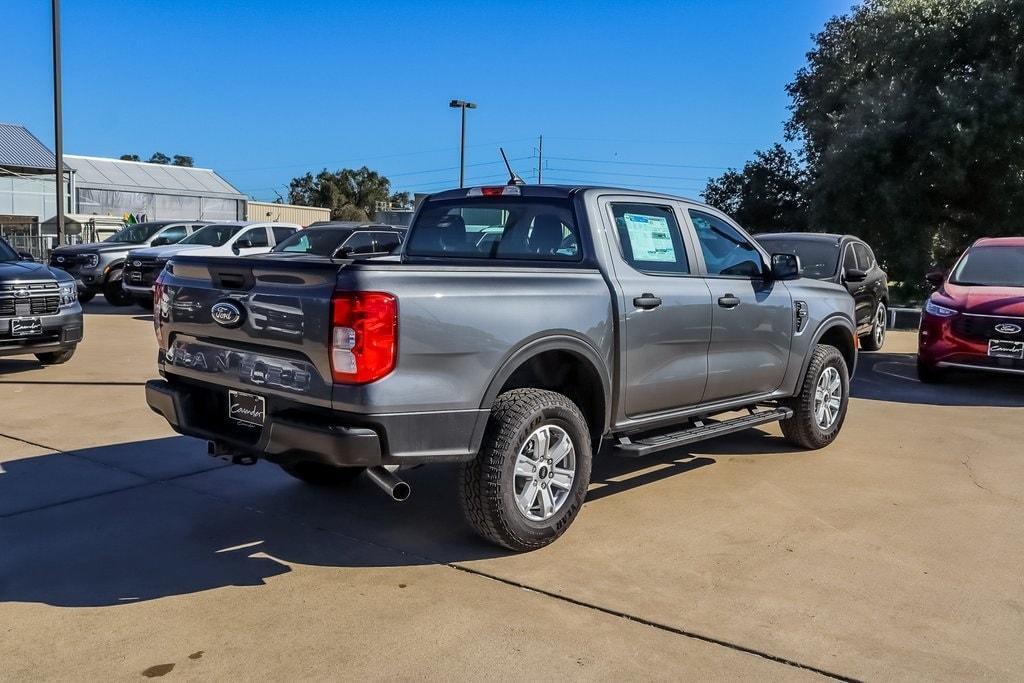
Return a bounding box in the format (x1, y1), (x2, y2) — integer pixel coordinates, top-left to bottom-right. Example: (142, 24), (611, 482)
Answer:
(689, 210), (763, 277)
(843, 245), (859, 272)
(158, 225), (188, 243)
(853, 242), (873, 270)
(611, 204), (689, 274)
(239, 228), (269, 247)
(272, 226), (297, 244)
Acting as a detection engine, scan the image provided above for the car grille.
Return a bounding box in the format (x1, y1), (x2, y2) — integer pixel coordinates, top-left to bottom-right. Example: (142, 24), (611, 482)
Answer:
(951, 314), (1024, 341)
(0, 282), (61, 317)
(49, 253), (88, 272)
(123, 258), (165, 287)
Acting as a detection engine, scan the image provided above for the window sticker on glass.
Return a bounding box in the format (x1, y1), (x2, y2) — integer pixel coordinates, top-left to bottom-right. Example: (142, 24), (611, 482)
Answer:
(623, 213), (676, 262)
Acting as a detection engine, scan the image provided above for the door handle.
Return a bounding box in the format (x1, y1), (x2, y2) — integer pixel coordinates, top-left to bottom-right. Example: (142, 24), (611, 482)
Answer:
(718, 294), (740, 308)
(633, 293), (662, 310)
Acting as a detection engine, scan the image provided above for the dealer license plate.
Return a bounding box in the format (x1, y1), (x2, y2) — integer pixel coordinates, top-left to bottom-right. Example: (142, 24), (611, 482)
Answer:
(11, 317), (42, 337)
(988, 339), (1024, 360)
(228, 390), (266, 426)
(129, 271), (143, 282)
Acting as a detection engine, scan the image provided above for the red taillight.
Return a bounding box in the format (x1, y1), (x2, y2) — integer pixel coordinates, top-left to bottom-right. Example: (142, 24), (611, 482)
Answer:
(468, 185), (521, 197)
(330, 291), (397, 384)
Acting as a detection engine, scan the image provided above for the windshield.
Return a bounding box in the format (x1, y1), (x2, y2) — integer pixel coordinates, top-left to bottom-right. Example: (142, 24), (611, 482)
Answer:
(104, 223), (166, 244)
(0, 239), (19, 262)
(180, 224), (242, 247)
(951, 246), (1024, 287)
(406, 197), (580, 261)
(273, 228), (351, 256)
(757, 238), (840, 279)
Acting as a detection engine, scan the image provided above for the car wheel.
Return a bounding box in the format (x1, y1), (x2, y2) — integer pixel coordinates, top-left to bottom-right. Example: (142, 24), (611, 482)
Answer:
(860, 302), (887, 351)
(103, 270), (134, 307)
(77, 288), (96, 304)
(280, 462), (363, 486)
(780, 344), (850, 450)
(917, 358), (945, 384)
(35, 347), (76, 365)
(460, 388), (592, 551)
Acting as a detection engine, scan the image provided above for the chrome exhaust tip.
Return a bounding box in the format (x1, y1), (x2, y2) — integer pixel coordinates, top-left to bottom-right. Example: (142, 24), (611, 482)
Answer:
(364, 466), (411, 502)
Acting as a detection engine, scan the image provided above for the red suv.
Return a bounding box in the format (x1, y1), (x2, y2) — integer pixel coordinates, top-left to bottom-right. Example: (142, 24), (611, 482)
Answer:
(918, 237), (1024, 382)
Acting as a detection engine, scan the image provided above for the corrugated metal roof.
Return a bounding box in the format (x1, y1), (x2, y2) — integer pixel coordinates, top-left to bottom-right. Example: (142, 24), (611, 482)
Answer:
(0, 122), (63, 172)
(65, 154), (245, 199)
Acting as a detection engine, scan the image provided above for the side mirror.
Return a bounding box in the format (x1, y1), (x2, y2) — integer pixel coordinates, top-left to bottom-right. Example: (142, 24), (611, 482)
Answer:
(925, 270), (945, 288)
(17, 251), (35, 261)
(151, 237), (169, 247)
(844, 267), (867, 283)
(235, 239), (253, 250)
(770, 253), (801, 280)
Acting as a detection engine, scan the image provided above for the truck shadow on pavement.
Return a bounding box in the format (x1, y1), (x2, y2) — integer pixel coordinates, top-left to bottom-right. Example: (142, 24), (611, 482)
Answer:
(0, 434), (747, 608)
(852, 351), (1024, 407)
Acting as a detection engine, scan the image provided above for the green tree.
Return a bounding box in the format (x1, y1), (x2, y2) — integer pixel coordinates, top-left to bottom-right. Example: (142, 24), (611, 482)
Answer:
(787, 0), (1024, 296)
(172, 155), (194, 167)
(702, 144), (809, 232)
(288, 167), (409, 221)
(148, 152), (171, 164)
(119, 154), (140, 161)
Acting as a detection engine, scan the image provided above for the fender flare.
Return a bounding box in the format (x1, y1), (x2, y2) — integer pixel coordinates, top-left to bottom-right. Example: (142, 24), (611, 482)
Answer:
(800, 315), (858, 380)
(103, 258), (126, 282)
(479, 333), (612, 434)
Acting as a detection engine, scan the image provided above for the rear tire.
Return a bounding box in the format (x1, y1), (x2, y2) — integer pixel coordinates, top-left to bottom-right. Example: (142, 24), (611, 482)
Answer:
(280, 462), (363, 487)
(917, 358), (945, 384)
(860, 302), (887, 351)
(35, 347), (76, 365)
(460, 388), (592, 552)
(780, 344), (849, 450)
(103, 269), (133, 307)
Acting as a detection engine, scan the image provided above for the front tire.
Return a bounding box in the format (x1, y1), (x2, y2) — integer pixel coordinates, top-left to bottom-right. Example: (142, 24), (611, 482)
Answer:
(103, 270), (134, 307)
(77, 288), (96, 304)
(780, 344), (850, 449)
(460, 388), (592, 551)
(860, 302), (887, 351)
(35, 347), (76, 365)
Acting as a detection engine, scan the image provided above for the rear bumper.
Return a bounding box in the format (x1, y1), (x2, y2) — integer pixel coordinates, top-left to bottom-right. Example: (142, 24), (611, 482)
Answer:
(146, 377), (484, 467)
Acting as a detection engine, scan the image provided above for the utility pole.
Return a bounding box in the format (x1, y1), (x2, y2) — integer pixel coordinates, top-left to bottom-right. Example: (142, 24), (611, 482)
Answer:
(52, 0), (65, 246)
(537, 134), (543, 184)
(449, 99), (477, 188)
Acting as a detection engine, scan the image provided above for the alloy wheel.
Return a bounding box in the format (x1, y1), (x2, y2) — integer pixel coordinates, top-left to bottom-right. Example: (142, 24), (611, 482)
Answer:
(813, 366), (843, 430)
(513, 425), (576, 522)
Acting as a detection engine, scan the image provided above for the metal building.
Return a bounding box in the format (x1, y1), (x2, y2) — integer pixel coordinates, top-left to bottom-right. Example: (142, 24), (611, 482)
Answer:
(66, 155), (246, 222)
(246, 200), (330, 227)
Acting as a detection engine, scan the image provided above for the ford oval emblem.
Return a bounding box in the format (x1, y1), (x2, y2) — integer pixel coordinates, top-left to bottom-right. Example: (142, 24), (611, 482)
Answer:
(211, 300), (244, 328)
(13, 288), (29, 298)
(132, 260), (142, 267)
(994, 323), (1022, 335)
(56, 256), (65, 262)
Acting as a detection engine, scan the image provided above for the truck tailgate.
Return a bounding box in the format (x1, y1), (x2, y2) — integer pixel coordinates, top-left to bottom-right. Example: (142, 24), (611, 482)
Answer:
(156, 255), (342, 407)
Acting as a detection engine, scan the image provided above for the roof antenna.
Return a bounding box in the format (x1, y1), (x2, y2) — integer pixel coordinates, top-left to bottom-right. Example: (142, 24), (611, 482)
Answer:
(500, 148), (525, 186)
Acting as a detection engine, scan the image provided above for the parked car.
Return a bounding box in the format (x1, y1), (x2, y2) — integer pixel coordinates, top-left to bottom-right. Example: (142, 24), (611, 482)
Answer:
(145, 183), (857, 551)
(263, 222), (406, 258)
(122, 222), (299, 308)
(49, 221), (207, 306)
(0, 236), (83, 365)
(918, 237), (1024, 383)
(756, 233), (889, 351)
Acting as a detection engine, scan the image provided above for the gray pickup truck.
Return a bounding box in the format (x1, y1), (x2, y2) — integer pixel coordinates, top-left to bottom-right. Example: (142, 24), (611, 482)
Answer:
(146, 184), (857, 550)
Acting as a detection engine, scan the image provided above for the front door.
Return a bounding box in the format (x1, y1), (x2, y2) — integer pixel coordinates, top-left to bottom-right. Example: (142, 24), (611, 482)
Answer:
(686, 208), (793, 403)
(601, 199), (713, 418)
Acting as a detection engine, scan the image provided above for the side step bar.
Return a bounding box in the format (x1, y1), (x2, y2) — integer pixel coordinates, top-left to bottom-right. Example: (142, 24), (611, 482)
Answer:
(612, 407), (793, 457)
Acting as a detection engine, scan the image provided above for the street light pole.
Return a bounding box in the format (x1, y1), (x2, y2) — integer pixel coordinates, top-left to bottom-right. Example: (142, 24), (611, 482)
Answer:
(449, 99), (477, 188)
(52, 0), (65, 246)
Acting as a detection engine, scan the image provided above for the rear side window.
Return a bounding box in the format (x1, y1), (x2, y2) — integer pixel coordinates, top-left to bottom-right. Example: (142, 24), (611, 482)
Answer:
(272, 227), (296, 244)
(406, 199), (580, 262)
(611, 203), (689, 274)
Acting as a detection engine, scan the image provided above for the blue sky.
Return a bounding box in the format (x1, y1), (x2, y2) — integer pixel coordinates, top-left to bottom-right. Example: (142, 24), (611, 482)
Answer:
(6, 0), (849, 201)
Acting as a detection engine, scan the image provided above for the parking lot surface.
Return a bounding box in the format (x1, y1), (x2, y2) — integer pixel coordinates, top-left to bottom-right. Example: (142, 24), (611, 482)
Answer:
(2, 302), (1022, 680)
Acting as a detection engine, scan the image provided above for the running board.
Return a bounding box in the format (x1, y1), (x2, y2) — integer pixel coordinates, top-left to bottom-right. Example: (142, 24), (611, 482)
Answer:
(612, 407), (793, 457)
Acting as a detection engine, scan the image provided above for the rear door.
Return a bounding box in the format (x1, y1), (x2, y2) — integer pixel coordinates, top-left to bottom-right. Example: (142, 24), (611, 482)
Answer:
(852, 241), (883, 326)
(685, 208), (792, 403)
(599, 197), (712, 417)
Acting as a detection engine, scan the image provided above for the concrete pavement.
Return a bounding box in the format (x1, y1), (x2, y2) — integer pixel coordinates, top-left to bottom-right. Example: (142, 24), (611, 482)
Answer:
(1, 301), (1022, 680)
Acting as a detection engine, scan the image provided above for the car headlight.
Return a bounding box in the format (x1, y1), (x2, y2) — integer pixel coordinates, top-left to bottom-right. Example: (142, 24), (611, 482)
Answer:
(83, 253), (100, 268)
(59, 281), (78, 306)
(924, 299), (957, 317)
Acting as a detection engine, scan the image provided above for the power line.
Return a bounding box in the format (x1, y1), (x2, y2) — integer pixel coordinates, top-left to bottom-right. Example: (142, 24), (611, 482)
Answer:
(545, 155), (729, 171)
(544, 135), (759, 147)
(545, 166), (713, 182)
(542, 176), (707, 195)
